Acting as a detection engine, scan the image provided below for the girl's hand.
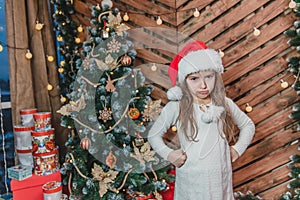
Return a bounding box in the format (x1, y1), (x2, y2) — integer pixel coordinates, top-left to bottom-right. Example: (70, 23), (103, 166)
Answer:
(167, 149), (187, 168)
(230, 147), (239, 162)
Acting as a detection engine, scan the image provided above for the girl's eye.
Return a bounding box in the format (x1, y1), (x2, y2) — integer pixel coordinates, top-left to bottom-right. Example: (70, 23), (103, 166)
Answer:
(205, 74), (214, 79)
(190, 77), (198, 80)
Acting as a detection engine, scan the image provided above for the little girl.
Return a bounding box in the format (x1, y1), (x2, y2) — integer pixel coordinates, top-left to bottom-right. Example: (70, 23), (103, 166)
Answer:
(148, 41), (255, 199)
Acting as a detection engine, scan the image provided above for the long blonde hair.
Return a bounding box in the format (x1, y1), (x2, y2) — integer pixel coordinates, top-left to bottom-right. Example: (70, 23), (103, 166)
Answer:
(177, 71), (236, 143)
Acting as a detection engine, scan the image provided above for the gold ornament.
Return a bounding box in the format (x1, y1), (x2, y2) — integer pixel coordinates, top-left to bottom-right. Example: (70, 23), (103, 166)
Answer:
(98, 107), (112, 122)
(91, 163), (118, 198)
(142, 99), (162, 121)
(57, 94), (86, 116)
(130, 142), (156, 165)
(245, 103), (253, 113)
(105, 73), (116, 92)
(105, 151), (117, 169)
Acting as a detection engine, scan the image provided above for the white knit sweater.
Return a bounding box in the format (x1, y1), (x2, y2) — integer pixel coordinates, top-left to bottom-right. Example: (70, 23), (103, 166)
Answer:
(148, 97), (255, 200)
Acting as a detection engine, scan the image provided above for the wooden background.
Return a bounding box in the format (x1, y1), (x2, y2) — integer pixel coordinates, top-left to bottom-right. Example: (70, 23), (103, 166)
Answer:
(72, 0), (300, 199)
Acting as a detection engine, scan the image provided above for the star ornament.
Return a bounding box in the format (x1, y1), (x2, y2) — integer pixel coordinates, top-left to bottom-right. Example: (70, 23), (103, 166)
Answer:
(92, 163), (119, 197)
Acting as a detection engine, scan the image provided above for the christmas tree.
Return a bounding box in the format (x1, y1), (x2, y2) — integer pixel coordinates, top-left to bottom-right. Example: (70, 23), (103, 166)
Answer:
(52, 1), (174, 199)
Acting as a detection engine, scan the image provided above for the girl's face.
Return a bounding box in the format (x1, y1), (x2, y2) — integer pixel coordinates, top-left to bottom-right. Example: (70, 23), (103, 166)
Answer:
(186, 70), (216, 103)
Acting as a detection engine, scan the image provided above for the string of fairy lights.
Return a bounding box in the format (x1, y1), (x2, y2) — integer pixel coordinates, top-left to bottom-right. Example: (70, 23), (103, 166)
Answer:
(0, 0), (298, 114)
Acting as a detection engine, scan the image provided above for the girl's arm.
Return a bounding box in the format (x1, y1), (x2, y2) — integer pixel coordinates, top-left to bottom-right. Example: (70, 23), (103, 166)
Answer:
(147, 101), (179, 160)
(227, 98), (255, 157)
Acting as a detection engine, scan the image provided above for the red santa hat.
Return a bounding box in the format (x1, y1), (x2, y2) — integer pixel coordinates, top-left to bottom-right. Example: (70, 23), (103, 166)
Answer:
(167, 41), (224, 100)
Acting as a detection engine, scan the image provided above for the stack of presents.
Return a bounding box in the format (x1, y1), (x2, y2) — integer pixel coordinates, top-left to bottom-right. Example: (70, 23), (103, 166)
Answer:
(8, 109), (64, 200)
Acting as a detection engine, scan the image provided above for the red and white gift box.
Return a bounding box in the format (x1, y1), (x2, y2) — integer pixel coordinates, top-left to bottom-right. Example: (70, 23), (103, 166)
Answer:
(31, 129), (55, 154)
(20, 108), (37, 127)
(42, 181), (62, 200)
(33, 147), (59, 176)
(33, 112), (52, 131)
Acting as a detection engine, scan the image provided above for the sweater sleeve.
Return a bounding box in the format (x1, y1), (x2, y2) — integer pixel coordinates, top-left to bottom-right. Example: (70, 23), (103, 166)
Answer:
(147, 101), (180, 160)
(227, 98), (255, 156)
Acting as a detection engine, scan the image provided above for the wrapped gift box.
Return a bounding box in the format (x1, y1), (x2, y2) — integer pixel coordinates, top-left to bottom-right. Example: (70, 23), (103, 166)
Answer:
(10, 170), (61, 200)
(8, 165), (32, 181)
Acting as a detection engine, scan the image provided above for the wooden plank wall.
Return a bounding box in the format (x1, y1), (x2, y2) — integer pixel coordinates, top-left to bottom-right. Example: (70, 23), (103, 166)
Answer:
(73, 0), (300, 199)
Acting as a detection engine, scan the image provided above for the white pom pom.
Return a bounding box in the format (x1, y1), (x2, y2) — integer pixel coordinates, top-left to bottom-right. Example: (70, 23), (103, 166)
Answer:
(167, 86), (183, 101)
(201, 113), (213, 123)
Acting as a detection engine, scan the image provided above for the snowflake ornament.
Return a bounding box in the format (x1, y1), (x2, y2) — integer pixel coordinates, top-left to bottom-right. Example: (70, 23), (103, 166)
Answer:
(107, 38), (121, 53)
(98, 107), (112, 122)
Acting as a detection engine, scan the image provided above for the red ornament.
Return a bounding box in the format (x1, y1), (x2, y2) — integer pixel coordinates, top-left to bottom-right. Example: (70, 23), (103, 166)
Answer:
(80, 136), (91, 150)
(121, 54), (132, 66)
(128, 108), (140, 119)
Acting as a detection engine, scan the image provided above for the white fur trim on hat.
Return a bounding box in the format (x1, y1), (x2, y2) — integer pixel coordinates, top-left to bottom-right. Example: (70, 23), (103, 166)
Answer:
(167, 86), (183, 101)
(178, 49), (224, 84)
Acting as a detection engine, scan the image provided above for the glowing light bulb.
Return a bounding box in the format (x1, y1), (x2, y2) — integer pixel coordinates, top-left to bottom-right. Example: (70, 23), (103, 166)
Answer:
(151, 63), (157, 71)
(60, 96), (67, 103)
(171, 126), (177, 132)
(47, 55), (54, 62)
(60, 60), (65, 66)
(193, 8), (200, 17)
(156, 16), (162, 25)
(77, 25), (83, 33)
(25, 50), (33, 59)
(253, 27), (261, 36)
(123, 12), (129, 21)
(280, 79), (289, 89)
(75, 37), (81, 44)
(47, 84), (53, 91)
(35, 21), (44, 31)
(57, 35), (63, 41)
(245, 103), (253, 113)
(289, 0), (297, 9)
(0, 44), (3, 52)
(58, 67), (64, 73)
(218, 49), (225, 58)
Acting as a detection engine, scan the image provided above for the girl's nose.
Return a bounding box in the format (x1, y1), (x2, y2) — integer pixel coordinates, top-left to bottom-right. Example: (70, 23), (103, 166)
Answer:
(199, 79), (207, 89)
